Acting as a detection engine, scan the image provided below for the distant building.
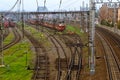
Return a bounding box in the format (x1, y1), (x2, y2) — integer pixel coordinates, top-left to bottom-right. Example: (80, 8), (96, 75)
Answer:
(99, 3), (120, 23)
(37, 6), (48, 12)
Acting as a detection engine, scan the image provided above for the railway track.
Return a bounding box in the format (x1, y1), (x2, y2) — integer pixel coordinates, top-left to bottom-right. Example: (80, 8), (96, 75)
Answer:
(95, 33), (113, 80)
(36, 28), (68, 80)
(96, 27), (120, 80)
(59, 34), (83, 80)
(0, 28), (9, 45)
(32, 25), (70, 80)
(35, 25), (83, 80)
(23, 29), (49, 80)
(0, 27), (21, 51)
(97, 27), (120, 70)
(3, 28), (9, 40)
(98, 27), (120, 62)
(26, 24), (83, 80)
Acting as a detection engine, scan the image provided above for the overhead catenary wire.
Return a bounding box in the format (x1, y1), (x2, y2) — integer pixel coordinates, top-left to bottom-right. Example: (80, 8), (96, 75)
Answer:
(59, 0), (62, 9)
(16, 0), (21, 21)
(17, 0), (21, 12)
(7, 0), (20, 12)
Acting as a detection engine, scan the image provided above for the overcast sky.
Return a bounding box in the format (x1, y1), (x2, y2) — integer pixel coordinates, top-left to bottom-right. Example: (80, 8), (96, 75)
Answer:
(0, 0), (119, 11)
(0, 0), (89, 11)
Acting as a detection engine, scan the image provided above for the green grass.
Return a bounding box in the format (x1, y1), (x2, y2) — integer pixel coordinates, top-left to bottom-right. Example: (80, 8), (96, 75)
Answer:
(0, 38), (34, 80)
(25, 25), (51, 47)
(3, 31), (14, 45)
(17, 22), (51, 48)
(64, 25), (84, 36)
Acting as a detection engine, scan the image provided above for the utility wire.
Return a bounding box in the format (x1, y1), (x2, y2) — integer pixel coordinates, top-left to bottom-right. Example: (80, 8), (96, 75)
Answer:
(8, 0), (20, 12)
(59, 0), (62, 9)
(17, 0), (21, 12)
(36, 0), (39, 11)
(3, 0), (20, 19)
(16, 0), (21, 21)
(16, 0), (21, 11)
(0, 0), (20, 67)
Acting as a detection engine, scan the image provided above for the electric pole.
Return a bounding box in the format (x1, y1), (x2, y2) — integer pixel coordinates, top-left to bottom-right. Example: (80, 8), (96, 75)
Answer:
(114, 3), (117, 33)
(21, 0), (24, 38)
(0, 15), (5, 67)
(89, 0), (95, 75)
(88, 0), (120, 75)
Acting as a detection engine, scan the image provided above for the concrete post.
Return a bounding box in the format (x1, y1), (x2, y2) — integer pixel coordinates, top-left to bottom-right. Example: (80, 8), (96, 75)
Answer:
(89, 0), (95, 75)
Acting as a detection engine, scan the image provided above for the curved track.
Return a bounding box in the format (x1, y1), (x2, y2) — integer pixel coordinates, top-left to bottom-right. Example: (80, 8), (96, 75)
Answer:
(3, 28), (10, 40)
(32, 25), (69, 80)
(60, 34), (83, 80)
(0, 27), (21, 51)
(95, 33), (113, 80)
(46, 32), (68, 80)
(96, 27), (120, 80)
(23, 29), (49, 80)
(0, 28), (9, 45)
(25, 24), (83, 80)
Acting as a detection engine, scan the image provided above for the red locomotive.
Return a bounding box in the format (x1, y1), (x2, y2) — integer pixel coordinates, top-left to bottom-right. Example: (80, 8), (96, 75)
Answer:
(57, 21), (66, 31)
(3, 20), (15, 28)
(4, 20), (9, 28)
(27, 19), (39, 25)
(40, 21), (65, 31)
(28, 19), (65, 31)
(0, 16), (16, 28)
(9, 21), (16, 27)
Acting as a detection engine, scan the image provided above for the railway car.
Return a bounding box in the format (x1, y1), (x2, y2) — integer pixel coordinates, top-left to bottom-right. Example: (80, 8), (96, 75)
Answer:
(40, 20), (66, 31)
(4, 21), (9, 28)
(28, 19), (39, 25)
(41, 22), (65, 31)
(9, 21), (16, 27)
(3, 20), (15, 28)
(56, 21), (65, 31)
(27, 19), (66, 31)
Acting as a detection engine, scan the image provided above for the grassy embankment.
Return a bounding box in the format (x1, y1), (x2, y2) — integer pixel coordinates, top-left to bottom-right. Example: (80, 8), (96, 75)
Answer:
(25, 25), (51, 47)
(0, 28), (35, 80)
(3, 30), (14, 45)
(63, 25), (84, 35)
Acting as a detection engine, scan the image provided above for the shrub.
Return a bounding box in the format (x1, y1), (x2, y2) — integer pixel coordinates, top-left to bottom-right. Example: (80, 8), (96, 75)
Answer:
(101, 19), (113, 27)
